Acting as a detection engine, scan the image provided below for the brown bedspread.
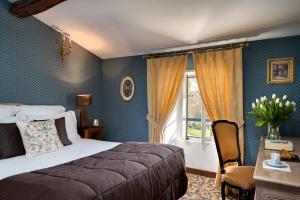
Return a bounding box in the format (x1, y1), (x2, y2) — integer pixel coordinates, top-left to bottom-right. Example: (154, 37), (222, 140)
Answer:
(0, 142), (188, 200)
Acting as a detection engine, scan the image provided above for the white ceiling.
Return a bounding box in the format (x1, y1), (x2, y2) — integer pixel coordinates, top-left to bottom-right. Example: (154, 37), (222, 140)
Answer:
(31, 0), (300, 59)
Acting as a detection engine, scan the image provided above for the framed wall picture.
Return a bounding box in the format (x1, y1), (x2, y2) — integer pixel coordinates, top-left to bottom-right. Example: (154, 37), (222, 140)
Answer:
(120, 76), (135, 101)
(267, 57), (294, 84)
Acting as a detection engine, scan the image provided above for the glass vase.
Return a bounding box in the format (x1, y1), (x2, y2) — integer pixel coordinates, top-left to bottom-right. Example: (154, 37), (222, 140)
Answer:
(267, 123), (281, 140)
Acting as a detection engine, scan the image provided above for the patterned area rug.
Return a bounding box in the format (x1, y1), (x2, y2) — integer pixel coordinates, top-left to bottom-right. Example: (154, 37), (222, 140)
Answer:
(180, 173), (222, 200)
(181, 173), (239, 200)
(180, 173), (221, 200)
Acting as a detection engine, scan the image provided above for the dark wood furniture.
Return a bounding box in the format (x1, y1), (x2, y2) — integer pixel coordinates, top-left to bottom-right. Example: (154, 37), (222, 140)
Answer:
(254, 137), (300, 200)
(186, 167), (216, 178)
(212, 120), (255, 200)
(10, 0), (66, 18)
(78, 127), (104, 140)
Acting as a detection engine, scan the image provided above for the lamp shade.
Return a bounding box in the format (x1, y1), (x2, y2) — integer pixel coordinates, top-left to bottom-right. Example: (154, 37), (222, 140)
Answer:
(76, 94), (92, 106)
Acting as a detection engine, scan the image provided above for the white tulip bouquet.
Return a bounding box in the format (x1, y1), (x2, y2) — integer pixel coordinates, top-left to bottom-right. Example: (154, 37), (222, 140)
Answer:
(249, 94), (296, 127)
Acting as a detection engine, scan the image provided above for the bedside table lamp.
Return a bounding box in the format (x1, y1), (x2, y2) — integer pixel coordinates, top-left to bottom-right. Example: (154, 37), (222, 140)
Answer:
(76, 94), (92, 129)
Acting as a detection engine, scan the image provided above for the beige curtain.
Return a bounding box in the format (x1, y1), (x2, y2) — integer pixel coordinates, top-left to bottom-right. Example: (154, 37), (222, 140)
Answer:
(193, 48), (244, 188)
(147, 55), (187, 144)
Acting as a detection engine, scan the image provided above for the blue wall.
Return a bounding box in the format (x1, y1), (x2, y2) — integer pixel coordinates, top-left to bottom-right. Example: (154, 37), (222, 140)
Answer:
(243, 35), (300, 165)
(102, 56), (148, 142)
(0, 1), (103, 121)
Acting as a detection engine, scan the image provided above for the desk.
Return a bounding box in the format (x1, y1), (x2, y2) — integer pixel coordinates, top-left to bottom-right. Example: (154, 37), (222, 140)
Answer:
(254, 137), (300, 199)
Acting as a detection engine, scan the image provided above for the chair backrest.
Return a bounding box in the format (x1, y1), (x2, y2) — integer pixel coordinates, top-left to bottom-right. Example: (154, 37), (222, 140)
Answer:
(212, 120), (241, 172)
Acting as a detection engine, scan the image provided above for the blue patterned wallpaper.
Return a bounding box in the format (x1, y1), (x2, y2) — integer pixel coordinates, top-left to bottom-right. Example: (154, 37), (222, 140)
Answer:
(1, 0), (299, 166)
(243, 35), (300, 165)
(0, 1), (103, 121)
(102, 56), (148, 142)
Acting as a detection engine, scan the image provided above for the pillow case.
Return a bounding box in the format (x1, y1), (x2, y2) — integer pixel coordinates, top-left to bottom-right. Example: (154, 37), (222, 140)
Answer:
(17, 120), (63, 158)
(16, 105), (66, 118)
(0, 106), (19, 117)
(54, 117), (72, 145)
(20, 111), (80, 143)
(0, 117), (17, 123)
(0, 123), (25, 159)
(34, 117), (72, 146)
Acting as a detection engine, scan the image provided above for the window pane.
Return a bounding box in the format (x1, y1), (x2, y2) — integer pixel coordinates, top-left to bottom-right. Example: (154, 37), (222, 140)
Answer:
(187, 76), (201, 138)
(186, 75), (213, 140)
(187, 120), (201, 137)
(187, 77), (201, 119)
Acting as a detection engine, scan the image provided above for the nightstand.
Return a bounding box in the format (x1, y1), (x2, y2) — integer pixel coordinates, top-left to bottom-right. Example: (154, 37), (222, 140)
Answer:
(78, 127), (104, 140)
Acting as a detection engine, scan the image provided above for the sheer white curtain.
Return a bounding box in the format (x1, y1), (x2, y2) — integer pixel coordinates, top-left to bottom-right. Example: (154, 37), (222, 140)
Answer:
(164, 78), (186, 145)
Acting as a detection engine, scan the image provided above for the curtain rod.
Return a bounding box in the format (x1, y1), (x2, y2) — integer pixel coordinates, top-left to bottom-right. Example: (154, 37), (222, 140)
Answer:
(143, 42), (249, 59)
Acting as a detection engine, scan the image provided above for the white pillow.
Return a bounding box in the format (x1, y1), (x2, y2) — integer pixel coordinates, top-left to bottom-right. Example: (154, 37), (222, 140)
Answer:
(16, 120), (63, 158)
(0, 106), (20, 117)
(16, 105), (66, 117)
(19, 111), (80, 143)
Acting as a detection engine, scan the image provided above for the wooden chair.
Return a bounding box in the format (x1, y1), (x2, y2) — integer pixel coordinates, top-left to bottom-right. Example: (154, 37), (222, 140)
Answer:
(212, 120), (255, 200)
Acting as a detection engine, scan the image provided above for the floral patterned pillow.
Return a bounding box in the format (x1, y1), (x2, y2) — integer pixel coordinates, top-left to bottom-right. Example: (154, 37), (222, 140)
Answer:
(17, 119), (63, 158)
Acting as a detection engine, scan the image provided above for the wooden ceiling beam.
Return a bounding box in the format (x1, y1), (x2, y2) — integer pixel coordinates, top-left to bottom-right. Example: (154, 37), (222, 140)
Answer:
(10, 0), (66, 18)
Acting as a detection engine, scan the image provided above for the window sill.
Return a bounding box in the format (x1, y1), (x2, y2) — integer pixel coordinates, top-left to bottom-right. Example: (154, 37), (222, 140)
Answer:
(186, 137), (215, 145)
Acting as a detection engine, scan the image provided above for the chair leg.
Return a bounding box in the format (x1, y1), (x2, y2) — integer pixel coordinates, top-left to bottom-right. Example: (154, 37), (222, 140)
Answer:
(238, 190), (242, 200)
(221, 182), (226, 200)
(248, 189), (255, 200)
(238, 189), (246, 200)
(248, 190), (252, 200)
(237, 189), (254, 200)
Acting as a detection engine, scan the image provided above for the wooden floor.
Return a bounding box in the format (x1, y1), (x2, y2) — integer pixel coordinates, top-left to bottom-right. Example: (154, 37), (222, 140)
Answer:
(186, 167), (216, 178)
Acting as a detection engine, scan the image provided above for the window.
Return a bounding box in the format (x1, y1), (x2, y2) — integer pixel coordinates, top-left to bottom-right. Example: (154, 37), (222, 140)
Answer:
(184, 71), (213, 142)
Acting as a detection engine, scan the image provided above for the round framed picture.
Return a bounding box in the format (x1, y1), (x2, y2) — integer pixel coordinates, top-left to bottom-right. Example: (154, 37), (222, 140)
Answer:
(120, 76), (135, 101)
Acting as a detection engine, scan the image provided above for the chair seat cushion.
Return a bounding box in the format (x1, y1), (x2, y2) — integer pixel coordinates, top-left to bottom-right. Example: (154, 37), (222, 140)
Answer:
(222, 166), (255, 190)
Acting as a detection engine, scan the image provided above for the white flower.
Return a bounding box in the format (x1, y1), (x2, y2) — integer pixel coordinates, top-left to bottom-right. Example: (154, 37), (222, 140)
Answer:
(261, 96), (267, 101)
(260, 104), (264, 109)
(275, 98), (280, 103)
(282, 95), (287, 100)
(252, 103), (256, 108)
(279, 103), (283, 107)
(293, 107), (296, 112)
(256, 99), (259, 103)
(292, 101), (296, 106)
(269, 101), (272, 104)
(286, 101), (290, 106)
(272, 94), (276, 99)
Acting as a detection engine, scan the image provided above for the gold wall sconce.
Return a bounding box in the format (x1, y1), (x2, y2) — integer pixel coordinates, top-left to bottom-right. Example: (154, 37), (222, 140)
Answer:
(61, 34), (72, 63)
(51, 25), (73, 63)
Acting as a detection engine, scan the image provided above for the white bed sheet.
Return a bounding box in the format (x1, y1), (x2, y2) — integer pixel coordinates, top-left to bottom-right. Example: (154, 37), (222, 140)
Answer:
(0, 139), (120, 180)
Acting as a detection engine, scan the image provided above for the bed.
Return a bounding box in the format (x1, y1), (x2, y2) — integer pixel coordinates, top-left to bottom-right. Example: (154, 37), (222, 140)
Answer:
(0, 105), (187, 200)
(0, 138), (188, 200)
